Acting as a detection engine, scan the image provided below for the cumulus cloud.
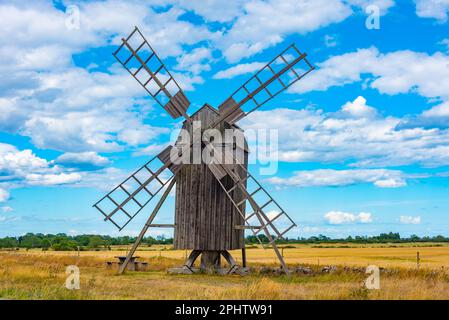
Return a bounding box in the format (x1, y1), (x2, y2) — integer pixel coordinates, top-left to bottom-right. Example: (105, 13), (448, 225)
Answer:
(214, 0), (396, 62)
(439, 39), (449, 53)
(176, 0), (246, 22)
(213, 62), (266, 79)
(292, 46), (449, 138)
(291, 47), (449, 104)
(0, 188), (9, 202)
(324, 211), (373, 224)
(25, 173), (82, 186)
(0, 215), (18, 223)
(1, 206), (13, 213)
(219, 0), (352, 62)
(0, 1), (215, 153)
(345, 0), (395, 13)
(55, 152), (110, 170)
(324, 34), (338, 48)
(341, 96), (377, 118)
(422, 101), (449, 118)
(175, 47), (213, 75)
(373, 178), (406, 188)
(400, 215), (421, 225)
(241, 97), (449, 168)
(132, 144), (166, 157)
(176, 0), (394, 62)
(415, 0), (449, 22)
(0, 143), (48, 176)
(268, 169), (407, 188)
(6, 67), (172, 152)
(0, 142), (124, 191)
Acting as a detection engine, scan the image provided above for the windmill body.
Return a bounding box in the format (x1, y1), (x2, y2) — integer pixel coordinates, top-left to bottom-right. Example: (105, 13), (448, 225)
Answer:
(173, 104), (248, 253)
(93, 26), (315, 275)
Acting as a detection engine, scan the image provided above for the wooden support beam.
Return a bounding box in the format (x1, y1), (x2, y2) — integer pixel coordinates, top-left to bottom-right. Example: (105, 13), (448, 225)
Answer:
(118, 178), (176, 275)
(148, 224), (175, 228)
(235, 225), (262, 230)
(241, 247), (247, 268)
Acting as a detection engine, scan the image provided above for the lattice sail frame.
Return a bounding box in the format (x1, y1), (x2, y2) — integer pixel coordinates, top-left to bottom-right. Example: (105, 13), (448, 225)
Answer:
(208, 145), (297, 246)
(93, 146), (180, 230)
(217, 44), (314, 125)
(113, 27), (190, 119)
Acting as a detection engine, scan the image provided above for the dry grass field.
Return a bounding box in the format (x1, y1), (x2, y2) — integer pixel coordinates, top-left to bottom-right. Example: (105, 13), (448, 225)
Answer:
(1, 243), (449, 300)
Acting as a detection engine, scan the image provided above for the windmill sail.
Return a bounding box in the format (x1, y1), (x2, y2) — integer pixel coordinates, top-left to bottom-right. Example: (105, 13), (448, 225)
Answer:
(93, 147), (180, 230)
(211, 161), (296, 274)
(216, 44), (314, 125)
(113, 27), (190, 120)
(213, 161), (296, 244)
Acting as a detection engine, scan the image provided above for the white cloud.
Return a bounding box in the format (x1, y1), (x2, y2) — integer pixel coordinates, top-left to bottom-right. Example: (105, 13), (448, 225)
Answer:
(175, 0), (394, 62)
(291, 47), (449, 103)
(0, 142), (125, 191)
(373, 178), (406, 188)
(132, 144), (166, 157)
(176, 0), (246, 22)
(0, 1), (216, 153)
(400, 215), (421, 225)
(422, 101), (449, 118)
(219, 0), (352, 62)
(268, 169), (407, 188)
(346, 0), (395, 13)
(324, 211), (373, 224)
(1, 206), (13, 213)
(301, 226), (321, 233)
(0, 188), (9, 202)
(75, 167), (127, 191)
(341, 96), (377, 118)
(117, 126), (168, 147)
(0, 215), (18, 223)
(358, 212), (373, 223)
(241, 97), (449, 168)
(0, 143), (81, 187)
(55, 152), (110, 169)
(439, 38), (449, 53)
(25, 172), (82, 186)
(0, 1), (217, 65)
(0, 143), (48, 176)
(415, 0), (449, 22)
(213, 62), (266, 79)
(175, 47), (213, 75)
(324, 34), (338, 48)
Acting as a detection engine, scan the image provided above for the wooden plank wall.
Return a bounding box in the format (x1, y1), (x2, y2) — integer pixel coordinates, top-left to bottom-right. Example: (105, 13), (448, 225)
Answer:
(173, 105), (247, 250)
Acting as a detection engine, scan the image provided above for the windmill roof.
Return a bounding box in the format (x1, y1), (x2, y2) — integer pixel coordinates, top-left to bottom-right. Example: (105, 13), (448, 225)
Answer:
(183, 103), (244, 131)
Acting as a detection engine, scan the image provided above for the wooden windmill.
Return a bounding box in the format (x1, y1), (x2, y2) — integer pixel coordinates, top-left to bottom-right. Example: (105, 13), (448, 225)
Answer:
(93, 27), (314, 275)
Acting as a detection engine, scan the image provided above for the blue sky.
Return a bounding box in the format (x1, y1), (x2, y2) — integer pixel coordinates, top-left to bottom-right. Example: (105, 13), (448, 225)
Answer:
(1, 0), (449, 238)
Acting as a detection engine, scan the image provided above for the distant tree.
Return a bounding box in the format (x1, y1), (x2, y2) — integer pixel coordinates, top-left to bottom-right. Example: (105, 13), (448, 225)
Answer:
(52, 240), (78, 251)
(41, 239), (51, 250)
(433, 235), (447, 242)
(88, 236), (106, 249)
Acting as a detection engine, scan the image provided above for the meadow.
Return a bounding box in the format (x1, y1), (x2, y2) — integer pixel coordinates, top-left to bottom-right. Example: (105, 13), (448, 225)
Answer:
(1, 243), (449, 300)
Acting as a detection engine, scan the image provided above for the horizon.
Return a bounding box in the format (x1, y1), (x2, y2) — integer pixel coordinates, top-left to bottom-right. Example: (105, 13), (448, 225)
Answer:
(1, 0), (449, 238)
(2, 231), (448, 241)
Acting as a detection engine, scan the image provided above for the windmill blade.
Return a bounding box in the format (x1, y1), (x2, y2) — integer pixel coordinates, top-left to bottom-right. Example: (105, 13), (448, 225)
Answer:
(113, 26), (191, 121)
(92, 146), (181, 231)
(211, 160), (296, 274)
(211, 157), (297, 245)
(216, 44), (314, 125)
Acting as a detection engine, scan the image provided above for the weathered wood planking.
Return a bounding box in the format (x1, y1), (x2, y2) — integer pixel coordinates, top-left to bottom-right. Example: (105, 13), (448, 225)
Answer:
(173, 105), (248, 250)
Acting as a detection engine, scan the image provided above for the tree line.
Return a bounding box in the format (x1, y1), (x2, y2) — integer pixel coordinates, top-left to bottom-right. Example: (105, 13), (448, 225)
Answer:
(0, 232), (448, 250)
(246, 232), (449, 244)
(0, 233), (173, 251)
